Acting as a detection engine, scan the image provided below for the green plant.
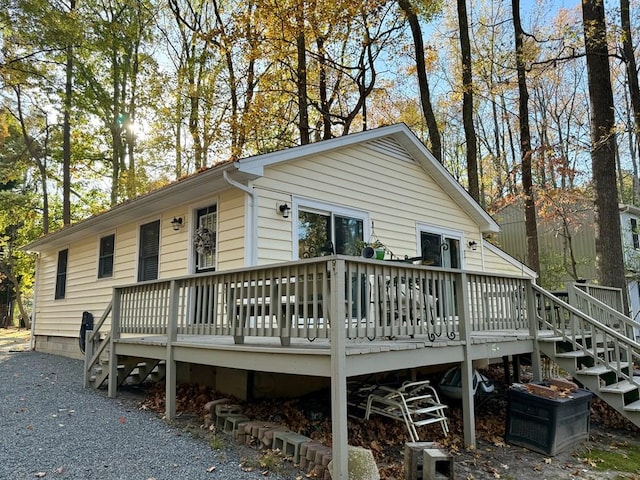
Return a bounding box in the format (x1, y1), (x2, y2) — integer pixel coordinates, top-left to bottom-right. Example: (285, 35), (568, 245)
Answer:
(210, 435), (224, 450)
(241, 450), (288, 475)
(581, 444), (640, 474)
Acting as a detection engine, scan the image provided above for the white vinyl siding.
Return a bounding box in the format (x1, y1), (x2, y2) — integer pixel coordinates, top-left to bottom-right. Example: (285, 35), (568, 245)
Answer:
(31, 135), (532, 343)
(254, 139), (482, 265)
(217, 189), (246, 270)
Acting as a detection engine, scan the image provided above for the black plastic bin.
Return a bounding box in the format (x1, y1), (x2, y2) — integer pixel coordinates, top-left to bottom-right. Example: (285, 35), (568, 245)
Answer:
(505, 384), (592, 456)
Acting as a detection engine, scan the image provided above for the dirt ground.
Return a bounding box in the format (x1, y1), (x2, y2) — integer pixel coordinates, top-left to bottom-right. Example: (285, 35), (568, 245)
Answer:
(3, 327), (639, 479)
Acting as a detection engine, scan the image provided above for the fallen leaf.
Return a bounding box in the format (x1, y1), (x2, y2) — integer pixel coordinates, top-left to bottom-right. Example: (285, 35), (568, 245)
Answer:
(206, 466), (216, 473)
(118, 417), (126, 424)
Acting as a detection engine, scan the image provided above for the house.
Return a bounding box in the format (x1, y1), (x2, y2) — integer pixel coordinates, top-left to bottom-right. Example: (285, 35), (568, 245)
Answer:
(25, 124), (640, 478)
(26, 123), (534, 357)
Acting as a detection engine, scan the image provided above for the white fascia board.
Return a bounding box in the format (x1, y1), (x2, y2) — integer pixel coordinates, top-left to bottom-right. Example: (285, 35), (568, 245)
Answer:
(236, 124), (411, 175)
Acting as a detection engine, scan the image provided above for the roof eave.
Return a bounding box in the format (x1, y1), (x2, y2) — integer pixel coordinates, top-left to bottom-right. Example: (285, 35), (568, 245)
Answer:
(24, 162), (254, 252)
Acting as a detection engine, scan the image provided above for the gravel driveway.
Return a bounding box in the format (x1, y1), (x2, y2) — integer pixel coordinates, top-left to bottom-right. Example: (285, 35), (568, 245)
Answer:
(0, 347), (298, 480)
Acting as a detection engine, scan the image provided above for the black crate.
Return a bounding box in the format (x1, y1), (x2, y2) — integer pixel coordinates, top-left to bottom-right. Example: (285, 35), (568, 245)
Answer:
(505, 385), (592, 456)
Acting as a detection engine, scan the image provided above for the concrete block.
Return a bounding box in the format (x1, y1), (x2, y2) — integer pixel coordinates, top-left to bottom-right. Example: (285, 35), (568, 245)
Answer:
(222, 414), (249, 433)
(422, 448), (453, 480)
(404, 442), (439, 480)
(272, 431), (312, 462)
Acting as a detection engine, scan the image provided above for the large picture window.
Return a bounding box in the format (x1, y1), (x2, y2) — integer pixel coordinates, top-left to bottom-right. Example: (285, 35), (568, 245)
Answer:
(297, 204), (365, 259)
(138, 220), (160, 282)
(55, 249), (68, 300)
(98, 234), (115, 279)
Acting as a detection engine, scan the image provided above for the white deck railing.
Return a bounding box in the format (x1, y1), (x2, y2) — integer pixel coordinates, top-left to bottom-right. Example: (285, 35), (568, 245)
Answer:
(110, 256), (535, 345)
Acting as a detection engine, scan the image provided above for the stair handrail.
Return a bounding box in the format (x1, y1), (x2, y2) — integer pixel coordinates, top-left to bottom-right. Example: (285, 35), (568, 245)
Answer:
(534, 284), (640, 388)
(569, 284), (639, 340)
(83, 299), (113, 388)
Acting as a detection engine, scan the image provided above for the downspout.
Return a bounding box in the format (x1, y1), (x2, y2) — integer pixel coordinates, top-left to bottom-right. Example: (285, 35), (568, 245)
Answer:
(223, 170), (258, 266)
(29, 253), (40, 351)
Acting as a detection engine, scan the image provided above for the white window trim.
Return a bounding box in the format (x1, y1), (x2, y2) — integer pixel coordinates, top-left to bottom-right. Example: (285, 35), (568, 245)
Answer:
(96, 231), (116, 280)
(292, 197), (371, 260)
(134, 217), (162, 282)
(188, 199), (219, 274)
(415, 222), (466, 269)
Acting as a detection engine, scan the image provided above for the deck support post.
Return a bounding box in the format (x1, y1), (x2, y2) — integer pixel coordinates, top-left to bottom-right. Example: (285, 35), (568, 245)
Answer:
(527, 281), (542, 381)
(166, 280), (179, 420)
(83, 327), (94, 388)
(108, 287), (122, 398)
(457, 273), (476, 448)
(329, 259), (349, 480)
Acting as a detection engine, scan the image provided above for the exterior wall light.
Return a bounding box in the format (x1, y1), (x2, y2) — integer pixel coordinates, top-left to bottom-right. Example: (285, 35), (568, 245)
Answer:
(468, 240), (478, 251)
(171, 217), (184, 231)
(278, 203), (291, 219)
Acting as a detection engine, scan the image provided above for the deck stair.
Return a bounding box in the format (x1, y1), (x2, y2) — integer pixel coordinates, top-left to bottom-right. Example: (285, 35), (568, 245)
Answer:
(83, 300), (166, 389)
(534, 285), (640, 428)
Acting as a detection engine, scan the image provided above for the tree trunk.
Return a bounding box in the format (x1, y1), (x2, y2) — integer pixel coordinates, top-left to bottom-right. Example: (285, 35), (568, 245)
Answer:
(582, 0), (629, 311)
(512, 0), (540, 274)
(620, 0), (640, 204)
(296, 0), (310, 145)
(62, 0), (75, 225)
(398, 0), (442, 162)
(457, 0), (479, 201)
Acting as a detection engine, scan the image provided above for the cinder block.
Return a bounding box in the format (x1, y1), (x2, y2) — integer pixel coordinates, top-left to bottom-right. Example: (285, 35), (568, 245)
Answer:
(422, 448), (453, 480)
(404, 442), (439, 480)
(214, 404), (242, 429)
(272, 431), (311, 462)
(222, 414), (250, 433)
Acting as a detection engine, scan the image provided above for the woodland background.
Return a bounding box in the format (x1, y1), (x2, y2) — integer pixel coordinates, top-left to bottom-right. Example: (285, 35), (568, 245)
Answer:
(0, 0), (637, 324)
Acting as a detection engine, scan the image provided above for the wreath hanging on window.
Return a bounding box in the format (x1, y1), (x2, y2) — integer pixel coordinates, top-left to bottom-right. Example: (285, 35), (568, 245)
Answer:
(194, 227), (214, 254)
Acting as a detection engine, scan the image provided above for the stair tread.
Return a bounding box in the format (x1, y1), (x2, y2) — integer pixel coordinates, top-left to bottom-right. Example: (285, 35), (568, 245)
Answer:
(555, 347), (609, 358)
(576, 363), (629, 376)
(600, 380), (640, 394)
(538, 334), (592, 342)
(623, 399), (640, 412)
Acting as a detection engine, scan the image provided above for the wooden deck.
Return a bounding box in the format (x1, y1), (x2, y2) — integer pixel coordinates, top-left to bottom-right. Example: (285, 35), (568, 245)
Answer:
(114, 329), (535, 377)
(86, 256), (546, 479)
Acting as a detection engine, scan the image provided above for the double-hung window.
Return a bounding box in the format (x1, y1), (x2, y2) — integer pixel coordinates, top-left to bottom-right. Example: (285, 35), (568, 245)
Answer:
(296, 202), (367, 259)
(54, 249), (69, 300)
(98, 234), (115, 279)
(631, 218), (639, 250)
(138, 220), (160, 282)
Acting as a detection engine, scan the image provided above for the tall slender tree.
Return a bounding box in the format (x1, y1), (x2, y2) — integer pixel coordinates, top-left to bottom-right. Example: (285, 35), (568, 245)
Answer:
(620, 0), (640, 204)
(512, 0), (540, 273)
(457, 0), (479, 201)
(397, 0), (442, 162)
(582, 0), (628, 309)
(62, 0), (75, 226)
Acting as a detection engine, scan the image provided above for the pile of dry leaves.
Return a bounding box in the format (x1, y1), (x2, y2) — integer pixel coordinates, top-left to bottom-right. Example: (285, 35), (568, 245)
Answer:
(136, 368), (639, 479)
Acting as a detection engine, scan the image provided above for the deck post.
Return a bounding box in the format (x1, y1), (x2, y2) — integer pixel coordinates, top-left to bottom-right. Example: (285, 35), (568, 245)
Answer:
(457, 272), (476, 448)
(82, 326), (94, 388)
(166, 280), (179, 421)
(108, 287), (122, 398)
(526, 281), (542, 381)
(329, 259), (349, 480)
